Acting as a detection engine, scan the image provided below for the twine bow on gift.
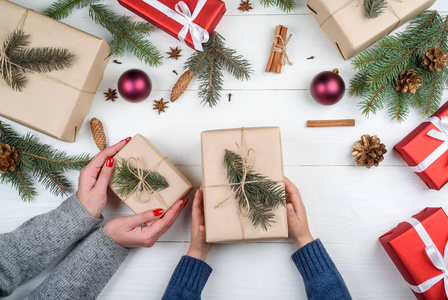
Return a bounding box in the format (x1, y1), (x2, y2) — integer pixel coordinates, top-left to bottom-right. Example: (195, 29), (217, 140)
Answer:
(121, 157), (170, 209)
(411, 117), (448, 173)
(406, 218), (448, 296)
(271, 34), (293, 66)
(142, 0), (209, 51)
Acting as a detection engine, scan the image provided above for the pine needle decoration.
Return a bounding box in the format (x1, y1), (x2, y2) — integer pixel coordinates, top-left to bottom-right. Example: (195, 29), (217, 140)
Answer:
(113, 158), (169, 198)
(1, 30), (73, 91)
(259, 0), (296, 12)
(88, 4), (163, 67)
(185, 32), (252, 107)
(0, 121), (92, 202)
(44, 0), (102, 20)
(363, 0), (387, 19)
(223, 150), (286, 231)
(350, 11), (448, 121)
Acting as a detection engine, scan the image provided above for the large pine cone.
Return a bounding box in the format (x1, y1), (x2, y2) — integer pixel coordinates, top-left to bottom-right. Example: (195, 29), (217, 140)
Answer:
(395, 70), (422, 94)
(170, 70), (194, 102)
(0, 143), (19, 174)
(422, 46), (448, 72)
(352, 135), (387, 169)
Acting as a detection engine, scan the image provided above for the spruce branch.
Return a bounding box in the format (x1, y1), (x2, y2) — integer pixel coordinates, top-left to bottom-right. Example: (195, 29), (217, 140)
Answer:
(259, 0), (296, 12)
(89, 4), (163, 67)
(185, 32), (252, 107)
(363, 0), (387, 19)
(0, 121), (92, 201)
(44, 0), (102, 20)
(224, 150), (286, 231)
(113, 158), (169, 198)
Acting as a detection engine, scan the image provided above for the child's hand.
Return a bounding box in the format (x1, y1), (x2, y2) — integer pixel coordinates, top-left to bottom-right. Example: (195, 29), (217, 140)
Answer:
(104, 198), (188, 248)
(187, 188), (211, 261)
(285, 177), (314, 249)
(77, 137), (131, 218)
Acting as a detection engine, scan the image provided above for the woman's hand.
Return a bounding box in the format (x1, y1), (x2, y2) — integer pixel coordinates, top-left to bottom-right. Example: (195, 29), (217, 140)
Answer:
(187, 188), (211, 261)
(77, 137), (131, 218)
(285, 177), (314, 249)
(104, 198), (188, 248)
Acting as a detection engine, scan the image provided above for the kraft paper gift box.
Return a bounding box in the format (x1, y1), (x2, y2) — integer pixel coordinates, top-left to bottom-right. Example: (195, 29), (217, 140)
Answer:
(0, 0), (110, 142)
(118, 0), (226, 51)
(201, 127), (288, 243)
(306, 0), (436, 60)
(379, 208), (448, 299)
(109, 134), (193, 221)
(394, 101), (448, 191)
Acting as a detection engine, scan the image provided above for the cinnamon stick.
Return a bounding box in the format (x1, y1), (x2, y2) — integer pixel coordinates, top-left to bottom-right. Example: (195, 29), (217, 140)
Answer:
(265, 25), (282, 73)
(306, 119), (356, 127)
(275, 26), (288, 74)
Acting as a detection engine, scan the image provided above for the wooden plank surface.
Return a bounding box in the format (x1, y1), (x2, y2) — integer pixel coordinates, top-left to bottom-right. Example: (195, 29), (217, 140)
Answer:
(2, 0), (448, 299)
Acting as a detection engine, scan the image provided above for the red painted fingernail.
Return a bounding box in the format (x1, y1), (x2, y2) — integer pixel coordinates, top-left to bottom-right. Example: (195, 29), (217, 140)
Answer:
(181, 198), (188, 208)
(125, 137), (132, 142)
(153, 209), (163, 216)
(106, 157), (114, 167)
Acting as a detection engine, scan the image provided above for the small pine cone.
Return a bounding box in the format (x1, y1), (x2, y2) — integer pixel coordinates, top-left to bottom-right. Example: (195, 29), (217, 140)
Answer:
(90, 118), (107, 151)
(352, 134), (387, 169)
(422, 46), (448, 72)
(395, 70), (422, 94)
(0, 143), (19, 174)
(170, 69), (194, 102)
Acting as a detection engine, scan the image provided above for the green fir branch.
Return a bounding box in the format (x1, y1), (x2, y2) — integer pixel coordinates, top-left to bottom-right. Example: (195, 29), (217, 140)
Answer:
(113, 159), (169, 198)
(224, 150), (286, 231)
(363, 0), (387, 19)
(44, 0), (102, 20)
(33, 168), (72, 196)
(0, 169), (36, 202)
(259, 0), (296, 12)
(89, 4), (162, 67)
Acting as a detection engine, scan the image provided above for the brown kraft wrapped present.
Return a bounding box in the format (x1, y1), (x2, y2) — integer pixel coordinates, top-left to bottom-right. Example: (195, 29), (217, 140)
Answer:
(201, 127), (288, 243)
(307, 0), (436, 60)
(0, 0), (110, 142)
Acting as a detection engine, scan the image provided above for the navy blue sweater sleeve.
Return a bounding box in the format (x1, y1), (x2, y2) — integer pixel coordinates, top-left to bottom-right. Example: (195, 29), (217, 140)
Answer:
(291, 239), (352, 300)
(162, 256), (212, 300)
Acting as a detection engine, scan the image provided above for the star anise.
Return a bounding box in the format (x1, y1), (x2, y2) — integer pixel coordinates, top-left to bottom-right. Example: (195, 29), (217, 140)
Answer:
(153, 98), (169, 114)
(238, 0), (253, 12)
(167, 47), (182, 60)
(104, 88), (118, 101)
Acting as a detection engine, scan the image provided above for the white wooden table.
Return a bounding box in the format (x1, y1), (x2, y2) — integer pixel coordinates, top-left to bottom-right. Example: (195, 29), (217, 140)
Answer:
(2, 0), (448, 299)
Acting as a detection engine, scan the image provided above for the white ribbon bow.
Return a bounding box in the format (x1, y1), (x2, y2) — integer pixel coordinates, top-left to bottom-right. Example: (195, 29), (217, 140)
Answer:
(407, 218), (448, 296)
(143, 0), (209, 51)
(411, 116), (448, 173)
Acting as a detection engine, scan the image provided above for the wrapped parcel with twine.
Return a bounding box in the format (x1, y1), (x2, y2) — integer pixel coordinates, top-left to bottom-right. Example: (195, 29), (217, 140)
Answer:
(109, 134), (193, 223)
(201, 127), (288, 243)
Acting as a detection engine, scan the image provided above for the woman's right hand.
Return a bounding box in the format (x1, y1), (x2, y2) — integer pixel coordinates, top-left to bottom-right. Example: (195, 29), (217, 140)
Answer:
(285, 177), (314, 249)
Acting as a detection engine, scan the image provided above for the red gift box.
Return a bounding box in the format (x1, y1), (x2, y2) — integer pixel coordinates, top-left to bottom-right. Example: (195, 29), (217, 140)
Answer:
(379, 208), (448, 299)
(394, 102), (448, 190)
(118, 0), (226, 51)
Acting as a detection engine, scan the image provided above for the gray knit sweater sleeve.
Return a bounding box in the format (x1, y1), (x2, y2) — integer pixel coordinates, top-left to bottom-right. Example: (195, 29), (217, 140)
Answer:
(0, 194), (102, 297)
(25, 228), (129, 300)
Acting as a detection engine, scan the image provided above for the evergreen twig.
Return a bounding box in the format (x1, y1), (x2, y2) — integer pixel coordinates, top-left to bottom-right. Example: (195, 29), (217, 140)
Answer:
(363, 0), (387, 19)
(259, 0), (296, 12)
(0, 121), (92, 201)
(44, 0), (101, 20)
(185, 32), (252, 107)
(224, 150), (286, 231)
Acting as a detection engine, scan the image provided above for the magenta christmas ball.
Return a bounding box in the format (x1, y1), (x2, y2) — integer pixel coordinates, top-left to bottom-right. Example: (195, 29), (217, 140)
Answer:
(117, 69), (152, 102)
(310, 71), (345, 105)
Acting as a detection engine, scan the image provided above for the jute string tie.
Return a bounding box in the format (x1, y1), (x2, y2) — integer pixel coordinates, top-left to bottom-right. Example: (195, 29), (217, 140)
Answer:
(271, 34), (293, 66)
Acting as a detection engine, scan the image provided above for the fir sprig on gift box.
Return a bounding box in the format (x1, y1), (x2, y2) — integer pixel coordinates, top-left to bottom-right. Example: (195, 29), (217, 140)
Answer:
(259, 0), (296, 12)
(224, 149), (286, 231)
(0, 122), (91, 201)
(363, 0), (387, 19)
(1, 30), (73, 91)
(350, 11), (448, 121)
(44, 0), (163, 67)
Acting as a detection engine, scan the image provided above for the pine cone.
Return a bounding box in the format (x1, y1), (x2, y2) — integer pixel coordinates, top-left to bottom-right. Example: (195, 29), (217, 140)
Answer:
(395, 70), (422, 94)
(90, 118), (107, 151)
(422, 46), (448, 72)
(0, 143), (19, 174)
(352, 135), (387, 169)
(170, 70), (194, 102)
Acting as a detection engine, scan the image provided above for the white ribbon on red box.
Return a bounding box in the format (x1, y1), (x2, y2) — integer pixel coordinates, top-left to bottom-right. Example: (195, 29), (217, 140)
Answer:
(411, 116), (448, 173)
(142, 0), (209, 51)
(406, 217), (448, 296)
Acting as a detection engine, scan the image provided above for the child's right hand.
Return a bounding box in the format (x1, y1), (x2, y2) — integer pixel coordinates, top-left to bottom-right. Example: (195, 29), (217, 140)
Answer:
(285, 177), (314, 249)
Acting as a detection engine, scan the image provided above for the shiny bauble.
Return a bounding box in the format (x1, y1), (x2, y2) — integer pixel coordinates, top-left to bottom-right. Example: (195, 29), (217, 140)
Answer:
(310, 71), (345, 105)
(117, 69), (152, 102)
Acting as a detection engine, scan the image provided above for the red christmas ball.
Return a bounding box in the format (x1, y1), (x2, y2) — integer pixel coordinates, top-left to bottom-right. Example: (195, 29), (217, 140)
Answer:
(117, 69), (152, 102)
(310, 71), (345, 105)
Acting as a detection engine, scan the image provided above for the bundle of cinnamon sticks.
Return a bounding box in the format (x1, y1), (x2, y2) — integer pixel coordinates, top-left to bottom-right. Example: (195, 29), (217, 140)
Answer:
(266, 25), (289, 74)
